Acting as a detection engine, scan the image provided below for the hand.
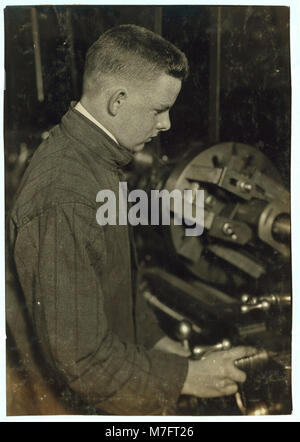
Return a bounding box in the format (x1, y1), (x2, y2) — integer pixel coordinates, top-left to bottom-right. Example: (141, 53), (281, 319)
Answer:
(182, 346), (257, 398)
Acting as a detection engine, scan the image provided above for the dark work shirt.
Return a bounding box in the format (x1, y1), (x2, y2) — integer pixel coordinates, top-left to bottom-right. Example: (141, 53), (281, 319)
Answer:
(6, 104), (188, 415)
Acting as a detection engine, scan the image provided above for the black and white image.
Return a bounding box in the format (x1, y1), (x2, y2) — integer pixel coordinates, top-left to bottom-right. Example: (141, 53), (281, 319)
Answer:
(4, 5), (292, 417)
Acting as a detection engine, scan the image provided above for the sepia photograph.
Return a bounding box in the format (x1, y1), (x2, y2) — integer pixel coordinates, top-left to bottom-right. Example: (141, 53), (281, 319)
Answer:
(2, 3), (296, 420)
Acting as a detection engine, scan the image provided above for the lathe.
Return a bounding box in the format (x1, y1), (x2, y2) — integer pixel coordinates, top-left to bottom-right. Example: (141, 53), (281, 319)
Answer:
(130, 140), (292, 416)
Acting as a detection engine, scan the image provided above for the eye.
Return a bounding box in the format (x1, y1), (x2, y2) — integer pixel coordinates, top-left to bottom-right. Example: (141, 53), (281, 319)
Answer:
(154, 109), (166, 115)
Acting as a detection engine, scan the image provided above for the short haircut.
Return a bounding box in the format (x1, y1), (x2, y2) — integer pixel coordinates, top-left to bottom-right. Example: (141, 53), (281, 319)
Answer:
(83, 24), (189, 92)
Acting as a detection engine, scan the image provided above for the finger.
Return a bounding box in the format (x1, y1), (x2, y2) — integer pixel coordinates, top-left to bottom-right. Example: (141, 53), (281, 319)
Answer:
(226, 365), (247, 383)
(216, 378), (237, 389)
(221, 383), (238, 396)
(215, 378), (230, 390)
(226, 346), (258, 360)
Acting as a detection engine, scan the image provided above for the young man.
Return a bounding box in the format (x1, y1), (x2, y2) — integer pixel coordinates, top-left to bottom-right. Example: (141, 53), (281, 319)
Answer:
(6, 24), (254, 415)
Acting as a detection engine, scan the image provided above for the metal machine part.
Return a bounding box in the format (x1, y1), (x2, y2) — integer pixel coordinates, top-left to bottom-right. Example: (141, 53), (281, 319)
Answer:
(134, 141), (291, 415)
(240, 293), (292, 314)
(162, 142), (290, 281)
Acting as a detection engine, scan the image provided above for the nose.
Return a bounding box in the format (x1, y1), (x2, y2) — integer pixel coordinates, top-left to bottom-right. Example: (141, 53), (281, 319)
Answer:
(157, 111), (171, 132)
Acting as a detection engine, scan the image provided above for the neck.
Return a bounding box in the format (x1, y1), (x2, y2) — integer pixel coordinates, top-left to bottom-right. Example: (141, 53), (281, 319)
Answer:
(81, 95), (106, 123)
(79, 97), (119, 144)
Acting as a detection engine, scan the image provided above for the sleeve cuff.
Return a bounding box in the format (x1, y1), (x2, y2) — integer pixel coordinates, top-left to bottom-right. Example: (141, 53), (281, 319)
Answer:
(146, 349), (189, 414)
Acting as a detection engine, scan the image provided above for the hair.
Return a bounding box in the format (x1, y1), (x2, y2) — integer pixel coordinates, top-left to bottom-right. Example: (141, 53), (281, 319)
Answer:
(82, 24), (189, 93)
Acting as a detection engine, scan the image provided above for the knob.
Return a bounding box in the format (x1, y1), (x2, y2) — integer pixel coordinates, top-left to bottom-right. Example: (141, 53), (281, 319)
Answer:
(241, 300), (271, 314)
(192, 339), (232, 360)
(176, 320), (192, 351)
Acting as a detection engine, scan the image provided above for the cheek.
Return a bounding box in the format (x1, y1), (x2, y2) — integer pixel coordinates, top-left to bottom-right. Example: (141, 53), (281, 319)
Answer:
(133, 114), (156, 135)
(142, 116), (155, 131)
(123, 104), (155, 137)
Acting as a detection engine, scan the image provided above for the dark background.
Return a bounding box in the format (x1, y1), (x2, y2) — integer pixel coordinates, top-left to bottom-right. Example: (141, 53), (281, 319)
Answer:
(4, 5), (292, 417)
(4, 5), (291, 208)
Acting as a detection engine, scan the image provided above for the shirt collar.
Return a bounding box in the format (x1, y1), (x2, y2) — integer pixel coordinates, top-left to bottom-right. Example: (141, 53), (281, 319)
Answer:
(61, 102), (133, 169)
(74, 101), (119, 145)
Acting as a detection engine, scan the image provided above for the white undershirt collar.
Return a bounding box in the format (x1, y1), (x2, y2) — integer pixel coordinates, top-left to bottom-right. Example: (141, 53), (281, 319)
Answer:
(75, 101), (119, 145)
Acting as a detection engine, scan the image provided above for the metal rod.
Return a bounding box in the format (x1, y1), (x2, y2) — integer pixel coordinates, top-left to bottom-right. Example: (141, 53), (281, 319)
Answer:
(215, 6), (222, 141)
(154, 6), (163, 35)
(209, 6), (222, 143)
(66, 7), (79, 98)
(272, 214), (291, 241)
(31, 7), (44, 102)
(143, 290), (202, 334)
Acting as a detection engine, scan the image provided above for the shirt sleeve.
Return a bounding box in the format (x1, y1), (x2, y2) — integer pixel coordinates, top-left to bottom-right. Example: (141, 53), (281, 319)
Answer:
(13, 203), (188, 415)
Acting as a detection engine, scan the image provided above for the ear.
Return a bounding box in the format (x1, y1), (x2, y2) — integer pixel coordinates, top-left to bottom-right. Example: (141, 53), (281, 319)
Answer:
(108, 88), (128, 116)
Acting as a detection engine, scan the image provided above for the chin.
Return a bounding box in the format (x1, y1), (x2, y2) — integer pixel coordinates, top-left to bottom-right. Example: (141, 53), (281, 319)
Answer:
(131, 144), (145, 153)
